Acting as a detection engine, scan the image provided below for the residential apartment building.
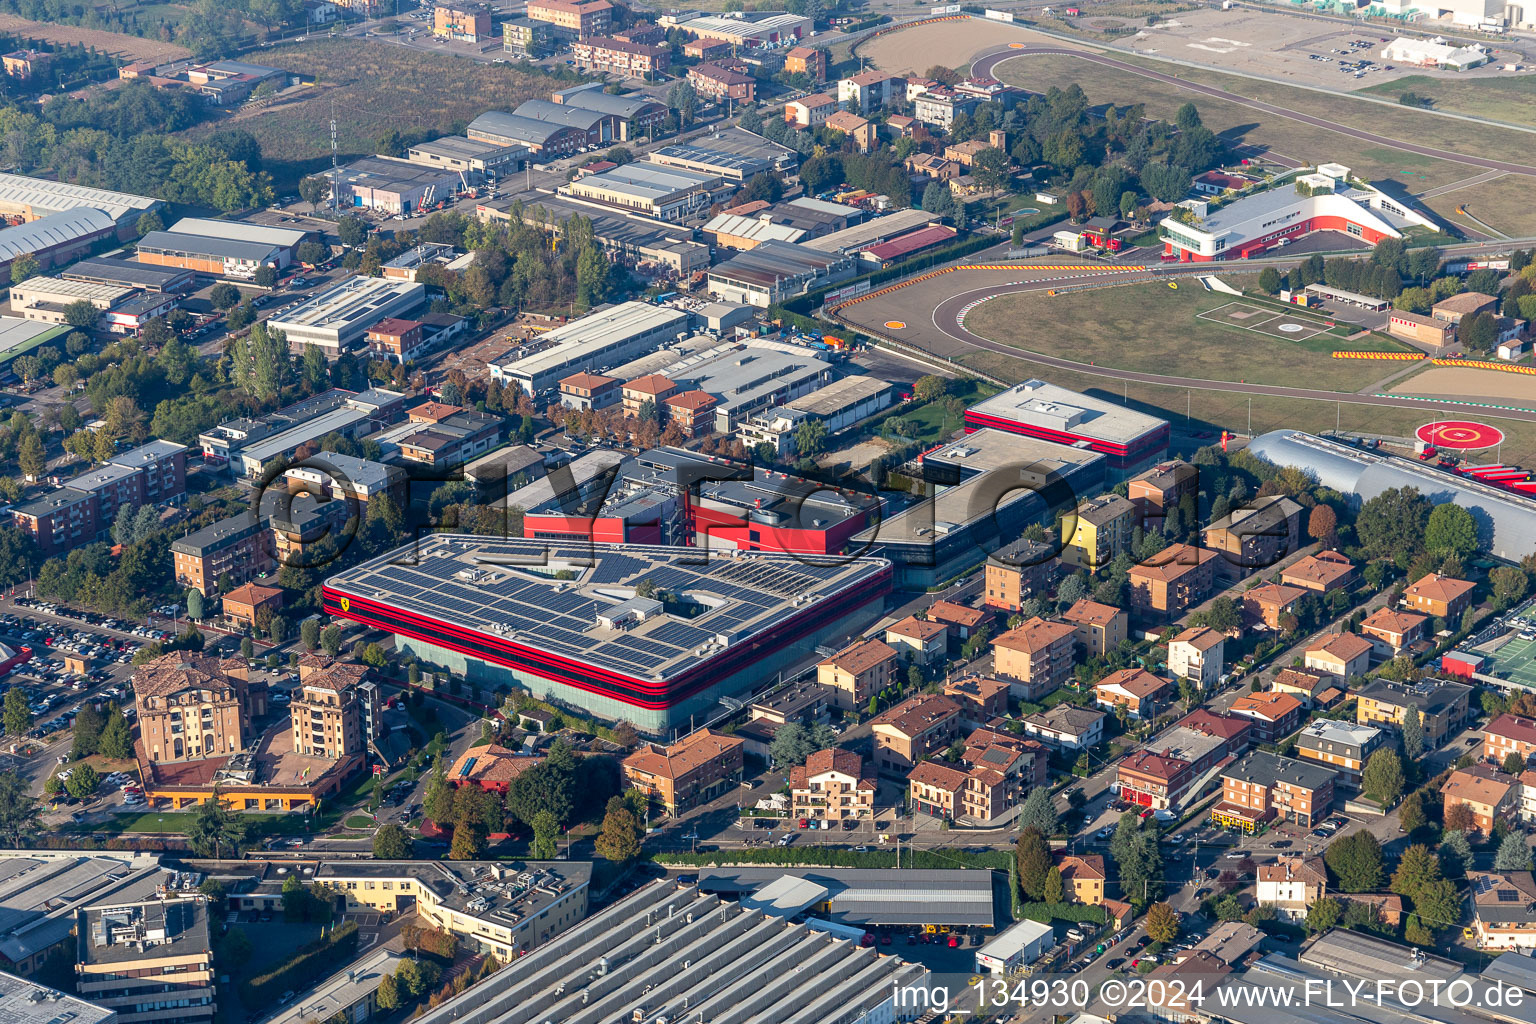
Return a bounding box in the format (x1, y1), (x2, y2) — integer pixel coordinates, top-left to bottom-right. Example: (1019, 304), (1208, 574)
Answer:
(621, 374), (677, 418)
(171, 511), (272, 595)
(817, 639), (898, 711)
(1296, 719), (1384, 791)
(1062, 599), (1127, 658)
(571, 36), (670, 78)
(1021, 704), (1106, 750)
(1404, 573), (1477, 620)
(1117, 749), (1193, 811)
(1359, 607), (1429, 657)
(1486, 714), (1536, 767)
(992, 617), (1076, 700)
(502, 16), (552, 55)
(1442, 764), (1520, 836)
(1127, 459), (1198, 530)
(1211, 751), (1337, 831)
(784, 45), (827, 81)
(558, 371), (622, 411)
(1127, 543), (1219, 618)
(622, 729), (745, 814)
(290, 663), (372, 761)
(836, 70), (901, 113)
(134, 654), (260, 764)
(1255, 856), (1328, 922)
(662, 390), (716, 438)
(789, 748), (875, 822)
(1243, 583), (1308, 629)
(1057, 855), (1106, 905)
(434, 0), (491, 40)
(943, 676), (1010, 723)
(525, 0), (612, 37)
(1116, 712), (1252, 812)
(76, 899), (213, 1024)
(688, 62), (755, 103)
(1167, 625), (1225, 692)
(1201, 495), (1303, 583)
(1272, 667), (1336, 708)
(1304, 631), (1373, 679)
(1355, 677), (1473, 748)
(907, 758), (1018, 826)
(1228, 691), (1304, 744)
(16, 440), (188, 554)
(365, 317), (426, 364)
(784, 93), (835, 129)
(928, 600), (988, 643)
(885, 616), (948, 667)
(1281, 550), (1358, 595)
(983, 537), (1055, 614)
(1471, 872), (1536, 951)
(870, 694), (962, 774)
(1061, 494), (1135, 572)
(1094, 668), (1171, 720)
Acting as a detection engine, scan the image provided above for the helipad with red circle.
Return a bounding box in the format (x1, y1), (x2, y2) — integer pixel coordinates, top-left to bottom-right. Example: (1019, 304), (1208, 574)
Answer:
(1416, 420), (1505, 450)
(884, 320), (907, 329)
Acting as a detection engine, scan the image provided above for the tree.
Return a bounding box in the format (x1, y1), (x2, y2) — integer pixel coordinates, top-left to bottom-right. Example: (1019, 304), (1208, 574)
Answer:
(1460, 310), (1499, 353)
(1146, 901), (1180, 944)
(1439, 829), (1473, 876)
(9, 252), (39, 284)
(98, 707), (133, 760)
(1399, 790), (1427, 833)
(1324, 829), (1383, 892)
(3, 687), (31, 738)
(376, 973), (401, 1011)
(1175, 102), (1202, 130)
(62, 300), (100, 329)
(298, 175), (330, 211)
(320, 624), (342, 657)
(0, 770), (36, 844)
(373, 823), (412, 860)
(1357, 487), (1431, 563)
(1424, 503), (1478, 559)
(1195, 596), (1241, 633)
(1307, 896), (1342, 933)
(1307, 504), (1338, 544)
(1258, 267), (1282, 294)
(1444, 800), (1476, 833)
(1491, 566), (1530, 610)
(449, 819), (487, 860)
(794, 419), (827, 458)
(1361, 748), (1404, 807)
(1401, 706), (1425, 760)
(1496, 831), (1534, 872)
(971, 147), (1011, 194)
(1391, 842), (1440, 902)
(1015, 827), (1053, 900)
(1506, 751), (1527, 776)
(595, 803), (642, 863)
(531, 809), (559, 860)
(187, 588), (205, 621)
(301, 618), (321, 651)
(72, 704), (105, 758)
(208, 282), (241, 310)
(63, 762), (99, 800)
(1044, 866), (1064, 904)
(186, 788), (246, 858)
(338, 216), (369, 248)
(1110, 811), (1164, 904)
(769, 722), (836, 766)
(17, 433), (44, 482)
(1018, 787), (1059, 835)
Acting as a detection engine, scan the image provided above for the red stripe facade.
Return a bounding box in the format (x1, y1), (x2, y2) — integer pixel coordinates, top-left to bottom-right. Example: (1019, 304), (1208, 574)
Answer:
(321, 564), (892, 711)
(963, 410), (1169, 468)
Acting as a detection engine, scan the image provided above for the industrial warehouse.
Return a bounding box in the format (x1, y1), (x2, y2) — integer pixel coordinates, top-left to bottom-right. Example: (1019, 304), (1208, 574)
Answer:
(489, 300), (692, 396)
(266, 276), (426, 358)
(407, 880), (928, 1024)
(963, 378), (1170, 473)
(321, 535), (892, 732)
(1248, 430), (1536, 564)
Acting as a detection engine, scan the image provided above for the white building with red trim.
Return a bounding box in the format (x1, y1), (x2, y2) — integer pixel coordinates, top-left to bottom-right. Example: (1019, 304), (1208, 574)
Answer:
(1158, 163), (1438, 262)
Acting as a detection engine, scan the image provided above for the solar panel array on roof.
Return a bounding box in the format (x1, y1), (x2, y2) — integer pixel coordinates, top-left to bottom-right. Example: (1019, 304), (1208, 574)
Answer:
(325, 535), (887, 681)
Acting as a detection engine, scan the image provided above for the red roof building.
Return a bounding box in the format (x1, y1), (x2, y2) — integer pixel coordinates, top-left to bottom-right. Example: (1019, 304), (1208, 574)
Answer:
(860, 225), (957, 267)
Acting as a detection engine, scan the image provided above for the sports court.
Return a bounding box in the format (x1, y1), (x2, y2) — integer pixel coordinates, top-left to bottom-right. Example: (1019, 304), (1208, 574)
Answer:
(1196, 300), (1332, 342)
(1488, 604), (1536, 688)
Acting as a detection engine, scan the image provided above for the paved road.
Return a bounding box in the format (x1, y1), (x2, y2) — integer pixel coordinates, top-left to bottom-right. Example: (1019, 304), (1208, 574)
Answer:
(970, 46), (1536, 178)
(918, 274), (1536, 423)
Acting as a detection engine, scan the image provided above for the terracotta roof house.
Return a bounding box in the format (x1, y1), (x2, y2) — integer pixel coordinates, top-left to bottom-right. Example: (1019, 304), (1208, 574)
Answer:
(1442, 763), (1520, 835)
(1228, 690), (1304, 743)
(1062, 599), (1128, 657)
(1304, 631), (1374, 678)
(885, 615), (949, 666)
(449, 744), (544, 793)
(1359, 606), (1429, 656)
(1057, 854), (1106, 904)
(1405, 573), (1477, 619)
(1094, 668), (1171, 719)
(1281, 551), (1357, 594)
(1242, 583), (1308, 629)
(1485, 713), (1536, 766)
(622, 729), (745, 814)
(927, 599), (988, 639)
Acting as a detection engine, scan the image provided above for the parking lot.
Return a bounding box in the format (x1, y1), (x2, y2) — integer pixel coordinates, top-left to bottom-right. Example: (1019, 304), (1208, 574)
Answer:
(1114, 6), (1529, 89)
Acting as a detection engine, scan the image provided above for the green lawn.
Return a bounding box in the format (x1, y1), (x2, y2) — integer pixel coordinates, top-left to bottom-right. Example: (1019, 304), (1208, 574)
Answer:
(993, 53), (1490, 197)
(345, 814), (377, 829)
(875, 378), (1001, 443)
(960, 277), (1410, 392)
(76, 810), (310, 834)
(1358, 73), (1536, 129)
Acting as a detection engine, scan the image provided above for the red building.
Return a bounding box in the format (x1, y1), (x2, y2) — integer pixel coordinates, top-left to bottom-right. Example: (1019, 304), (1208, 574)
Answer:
(448, 743), (544, 794)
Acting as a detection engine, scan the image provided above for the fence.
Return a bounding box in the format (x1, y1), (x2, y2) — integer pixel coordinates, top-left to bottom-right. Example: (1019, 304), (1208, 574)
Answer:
(1331, 351), (1425, 360)
(1432, 357), (1536, 375)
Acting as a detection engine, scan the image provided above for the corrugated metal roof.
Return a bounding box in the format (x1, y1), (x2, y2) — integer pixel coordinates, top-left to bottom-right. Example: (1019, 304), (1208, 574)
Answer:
(0, 172), (157, 221)
(0, 207), (115, 260)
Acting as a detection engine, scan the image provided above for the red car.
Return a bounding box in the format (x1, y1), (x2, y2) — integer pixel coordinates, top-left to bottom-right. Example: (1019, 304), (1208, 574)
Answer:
(798, 818), (809, 829)
(947, 935), (960, 948)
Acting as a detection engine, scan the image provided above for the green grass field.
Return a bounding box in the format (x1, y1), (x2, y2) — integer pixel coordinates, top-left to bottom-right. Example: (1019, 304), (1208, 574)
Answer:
(1421, 173), (1536, 239)
(951, 344), (1536, 468)
(996, 54), (1473, 193)
(1358, 73), (1536, 129)
(179, 37), (564, 187)
(959, 277), (1410, 392)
